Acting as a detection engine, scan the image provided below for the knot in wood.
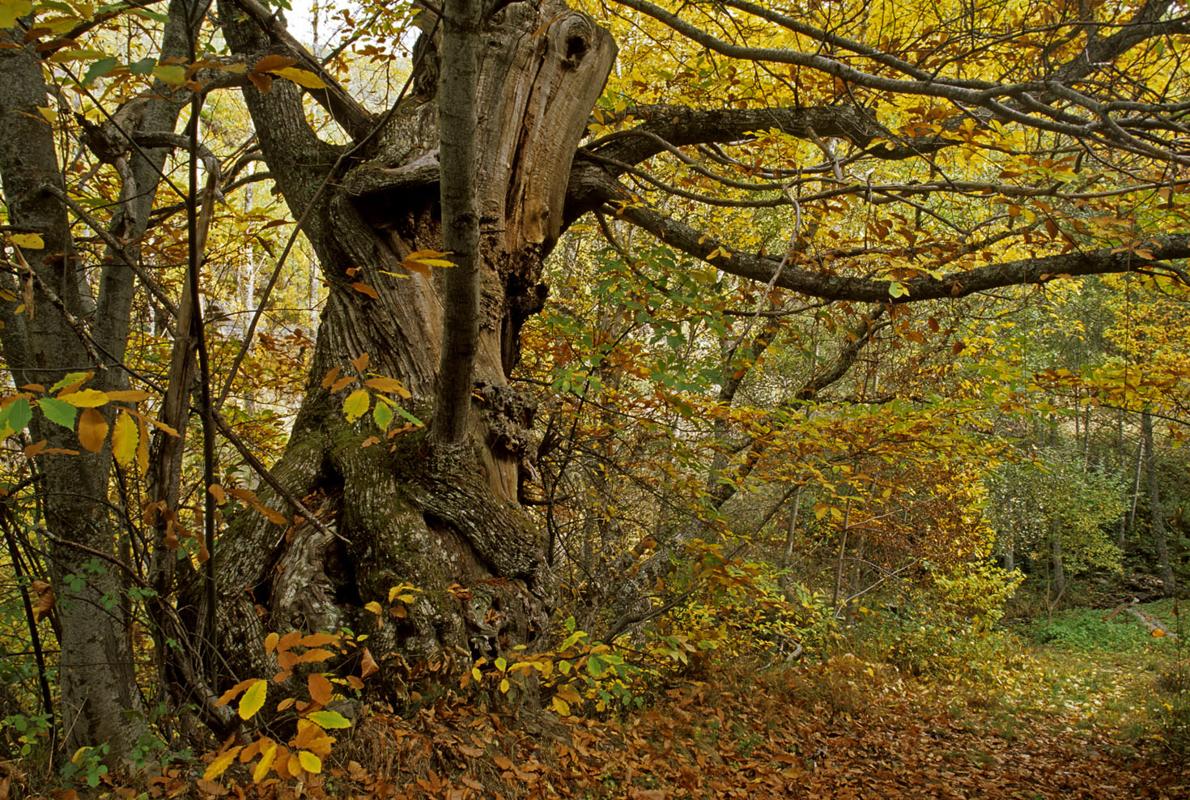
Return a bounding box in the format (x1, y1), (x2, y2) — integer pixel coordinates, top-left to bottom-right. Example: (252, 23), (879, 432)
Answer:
(551, 14), (596, 70)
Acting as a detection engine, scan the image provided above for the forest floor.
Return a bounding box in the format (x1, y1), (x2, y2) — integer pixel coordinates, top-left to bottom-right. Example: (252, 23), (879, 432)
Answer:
(31, 602), (1190, 799)
(288, 600), (1189, 800)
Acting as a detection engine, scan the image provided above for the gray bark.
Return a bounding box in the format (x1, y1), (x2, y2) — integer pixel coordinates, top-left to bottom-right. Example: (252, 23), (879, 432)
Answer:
(0, 0), (210, 759)
(0, 27), (141, 758)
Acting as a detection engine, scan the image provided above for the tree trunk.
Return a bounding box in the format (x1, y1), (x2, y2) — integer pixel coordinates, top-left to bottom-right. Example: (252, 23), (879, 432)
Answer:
(0, 0), (209, 751)
(1049, 523), (1066, 605)
(1142, 410), (1175, 596)
(207, 0), (615, 688)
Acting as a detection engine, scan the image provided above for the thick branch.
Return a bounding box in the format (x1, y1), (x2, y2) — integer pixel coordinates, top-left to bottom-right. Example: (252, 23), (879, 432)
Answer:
(588, 104), (883, 169)
(230, 0), (374, 140)
(597, 177), (1190, 302)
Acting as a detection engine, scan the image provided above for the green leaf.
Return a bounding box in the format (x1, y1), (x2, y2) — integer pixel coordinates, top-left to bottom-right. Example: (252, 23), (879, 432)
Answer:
(306, 710), (351, 729)
(82, 57), (120, 86)
(49, 371), (91, 394)
(393, 405), (424, 427)
(888, 280), (909, 299)
(128, 57), (156, 75)
(343, 389), (370, 422)
(0, 398), (32, 437)
(372, 400), (393, 431)
(38, 397), (77, 430)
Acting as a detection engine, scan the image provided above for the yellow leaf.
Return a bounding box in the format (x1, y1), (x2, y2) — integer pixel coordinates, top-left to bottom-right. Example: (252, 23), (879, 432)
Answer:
(60, 388), (109, 407)
(10, 232), (44, 249)
(343, 389), (370, 422)
(111, 411), (137, 467)
(264, 632), (279, 653)
(77, 408), (107, 453)
(307, 709), (350, 729)
(37, 106), (56, 124)
(364, 600), (383, 616)
(297, 750), (322, 774)
(499, 678), (510, 694)
(1152, 628), (1166, 638)
(364, 376), (411, 398)
(203, 746), (242, 781)
(152, 64), (187, 85)
(550, 696), (571, 716)
(404, 249), (454, 268)
(253, 743), (277, 783)
(269, 66), (327, 89)
(238, 679), (268, 720)
(105, 389), (150, 403)
(209, 484), (227, 505)
(215, 677), (256, 707)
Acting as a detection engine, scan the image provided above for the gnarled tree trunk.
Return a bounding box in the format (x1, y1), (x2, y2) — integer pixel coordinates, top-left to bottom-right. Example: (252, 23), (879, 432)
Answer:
(207, 0), (614, 688)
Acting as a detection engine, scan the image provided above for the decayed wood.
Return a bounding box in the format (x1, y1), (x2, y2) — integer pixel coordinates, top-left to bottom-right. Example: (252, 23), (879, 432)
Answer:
(205, 0), (616, 688)
(1104, 600), (1178, 638)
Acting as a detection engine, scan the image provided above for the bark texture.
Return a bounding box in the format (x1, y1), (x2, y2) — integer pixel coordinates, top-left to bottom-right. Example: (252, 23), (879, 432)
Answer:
(208, 0), (615, 688)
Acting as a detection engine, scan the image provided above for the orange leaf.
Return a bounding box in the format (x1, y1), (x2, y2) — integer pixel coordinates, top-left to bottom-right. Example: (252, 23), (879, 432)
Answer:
(308, 673), (333, 706)
(276, 631), (302, 652)
(296, 648), (335, 664)
(298, 632), (339, 648)
(252, 54), (297, 73)
(76, 408), (108, 452)
(350, 281), (379, 299)
(360, 648), (379, 678)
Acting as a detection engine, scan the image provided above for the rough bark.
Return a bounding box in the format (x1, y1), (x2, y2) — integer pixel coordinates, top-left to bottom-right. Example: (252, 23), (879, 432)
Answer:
(207, 0), (615, 688)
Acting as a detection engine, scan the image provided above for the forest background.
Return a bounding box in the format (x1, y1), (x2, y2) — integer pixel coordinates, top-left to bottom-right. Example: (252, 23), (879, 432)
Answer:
(0, 0), (1186, 796)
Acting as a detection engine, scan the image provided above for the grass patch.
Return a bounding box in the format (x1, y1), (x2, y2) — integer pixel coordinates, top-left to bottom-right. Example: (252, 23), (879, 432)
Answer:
(1022, 602), (1182, 653)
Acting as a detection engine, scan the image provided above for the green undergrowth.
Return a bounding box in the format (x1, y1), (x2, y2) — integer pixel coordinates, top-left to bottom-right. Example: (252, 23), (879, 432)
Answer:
(1022, 600), (1184, 652)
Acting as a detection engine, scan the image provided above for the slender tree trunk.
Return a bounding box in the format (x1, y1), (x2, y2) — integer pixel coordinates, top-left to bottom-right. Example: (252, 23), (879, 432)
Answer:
(0, 36), (146, 760)
(1049, 522), (1066, 605)
(1, 0), (215, 757)
(1142, 409), (1175, 595)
